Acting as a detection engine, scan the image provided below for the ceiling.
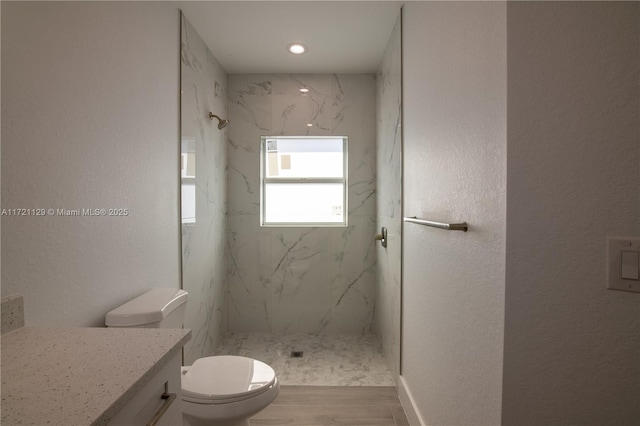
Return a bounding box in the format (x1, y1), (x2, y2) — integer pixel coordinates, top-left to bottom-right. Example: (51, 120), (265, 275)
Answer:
(176, 1), (402, 74)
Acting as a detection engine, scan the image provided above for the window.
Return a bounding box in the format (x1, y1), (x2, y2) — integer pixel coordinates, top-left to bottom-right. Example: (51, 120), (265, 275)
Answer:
(181, 137), (196, 224)
(260, 136), (348, 226)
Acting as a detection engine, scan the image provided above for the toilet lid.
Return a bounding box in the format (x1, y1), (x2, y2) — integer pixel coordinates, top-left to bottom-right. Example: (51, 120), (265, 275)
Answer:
(182, 356), (277, 402)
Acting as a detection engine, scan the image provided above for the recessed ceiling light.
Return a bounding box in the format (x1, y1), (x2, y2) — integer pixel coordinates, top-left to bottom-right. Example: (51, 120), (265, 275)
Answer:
(299, 88), (310, 94)
(288, 43), (307, 55)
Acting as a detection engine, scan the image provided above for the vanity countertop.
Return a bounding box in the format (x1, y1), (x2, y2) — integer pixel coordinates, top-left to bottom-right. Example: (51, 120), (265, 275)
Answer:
(0, 326), (191, 426)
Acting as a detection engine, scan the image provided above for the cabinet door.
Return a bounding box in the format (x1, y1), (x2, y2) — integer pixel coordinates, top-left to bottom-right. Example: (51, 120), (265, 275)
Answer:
(108, 350), (182, 426)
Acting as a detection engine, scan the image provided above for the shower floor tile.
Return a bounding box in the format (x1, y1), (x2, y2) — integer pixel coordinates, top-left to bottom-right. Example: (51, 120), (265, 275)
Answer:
(214, 333), (395, 386)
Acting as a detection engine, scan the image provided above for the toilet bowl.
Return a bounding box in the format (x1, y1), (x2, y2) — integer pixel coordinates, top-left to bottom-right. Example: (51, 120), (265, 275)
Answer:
(181, 356), (279, 426)
(105, 288), (280, 426)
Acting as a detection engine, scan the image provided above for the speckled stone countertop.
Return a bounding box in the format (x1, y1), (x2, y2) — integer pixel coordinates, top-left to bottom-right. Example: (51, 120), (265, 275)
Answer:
(1, 327), (191, 426)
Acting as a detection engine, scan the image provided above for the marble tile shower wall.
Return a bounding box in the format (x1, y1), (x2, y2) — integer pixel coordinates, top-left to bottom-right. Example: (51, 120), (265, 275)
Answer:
(181, 16), (227, 364)
(226, 74), (377, 334)
(375, 14), (402, 381)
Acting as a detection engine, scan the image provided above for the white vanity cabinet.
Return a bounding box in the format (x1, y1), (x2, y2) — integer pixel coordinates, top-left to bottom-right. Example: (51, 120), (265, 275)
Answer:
(108, 350), (183, 426)
(1, 327), (190, 426)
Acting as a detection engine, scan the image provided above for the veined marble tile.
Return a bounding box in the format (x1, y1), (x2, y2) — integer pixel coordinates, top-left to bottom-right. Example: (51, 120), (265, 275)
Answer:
(226, 215), (272, 332)
(229, 93), (271, 132)
(375, 216), (402, 382)
(214, 332), (395, 386)
(332, 74), (377, 95)
(226, 98), (264, 216)
(374, 13), (402, 382)
(226, 74), (377, 335)
(229, 74), (272, 97)
(334, 94), (377, 219)
(271, 74), (333, 96)
(330, 216), (377, 277)
(272, 94), (334, 135)
(227, 159), (260, 216)
(269, 228), (333, 333)
(329, 217), (377, 334)
(333, 93), (376, 133)
(181, 15), (228, 364)
(349, 177), (377, 218)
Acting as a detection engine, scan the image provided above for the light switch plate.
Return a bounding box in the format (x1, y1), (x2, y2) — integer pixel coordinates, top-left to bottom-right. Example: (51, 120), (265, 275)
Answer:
(607, 237), (640, 293)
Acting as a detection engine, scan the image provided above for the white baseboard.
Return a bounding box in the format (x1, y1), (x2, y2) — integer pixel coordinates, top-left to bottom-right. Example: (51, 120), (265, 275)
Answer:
(397, 375), (426, 426)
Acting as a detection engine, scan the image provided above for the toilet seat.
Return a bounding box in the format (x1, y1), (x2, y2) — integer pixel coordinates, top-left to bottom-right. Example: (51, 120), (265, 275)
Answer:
(182, 356), (277, 404)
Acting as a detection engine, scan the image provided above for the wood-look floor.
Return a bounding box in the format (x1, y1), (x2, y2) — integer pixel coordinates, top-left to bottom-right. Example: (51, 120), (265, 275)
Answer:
(250, 386), (410, 426)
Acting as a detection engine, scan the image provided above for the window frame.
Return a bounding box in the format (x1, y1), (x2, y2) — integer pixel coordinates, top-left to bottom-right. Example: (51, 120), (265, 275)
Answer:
(260, 135), (348, 227)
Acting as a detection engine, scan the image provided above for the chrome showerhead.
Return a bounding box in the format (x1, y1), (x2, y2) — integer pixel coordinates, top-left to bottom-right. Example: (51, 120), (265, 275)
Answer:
(217, 118), (230, 129)
(209, 112), (230, 129)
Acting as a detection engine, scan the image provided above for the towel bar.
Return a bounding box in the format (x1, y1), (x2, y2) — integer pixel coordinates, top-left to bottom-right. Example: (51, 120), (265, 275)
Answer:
(403, 217), (468, 232)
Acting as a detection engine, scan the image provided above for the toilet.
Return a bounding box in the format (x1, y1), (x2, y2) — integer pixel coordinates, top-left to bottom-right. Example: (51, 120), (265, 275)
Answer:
(105, 288), (279, 426)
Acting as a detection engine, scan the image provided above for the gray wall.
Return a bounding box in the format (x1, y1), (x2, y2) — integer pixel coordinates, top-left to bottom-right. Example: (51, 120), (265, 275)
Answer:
(402, 1), (507, 424)
(503, 2), (640, 424)
(401, 1), (639, 425)
(1, 1), (181, 326)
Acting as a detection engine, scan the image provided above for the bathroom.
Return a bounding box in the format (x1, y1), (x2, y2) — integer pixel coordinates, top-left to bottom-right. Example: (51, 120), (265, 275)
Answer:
(3, 0), (404, 423)
(2, 1), (639, 425)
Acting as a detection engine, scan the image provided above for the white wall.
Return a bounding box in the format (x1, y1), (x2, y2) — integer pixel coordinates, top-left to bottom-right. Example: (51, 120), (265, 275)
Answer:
(402, 2), (507, 424)
(1, 2), (181, 326)
(503, 2), (640, 424)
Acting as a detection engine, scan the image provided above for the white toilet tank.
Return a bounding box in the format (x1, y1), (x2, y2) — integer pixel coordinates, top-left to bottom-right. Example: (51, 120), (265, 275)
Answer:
(105, 288), (188, 328)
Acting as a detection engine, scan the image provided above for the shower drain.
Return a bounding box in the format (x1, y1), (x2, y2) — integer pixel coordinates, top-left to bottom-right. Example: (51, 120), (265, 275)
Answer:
(290, 351), (304, 358)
